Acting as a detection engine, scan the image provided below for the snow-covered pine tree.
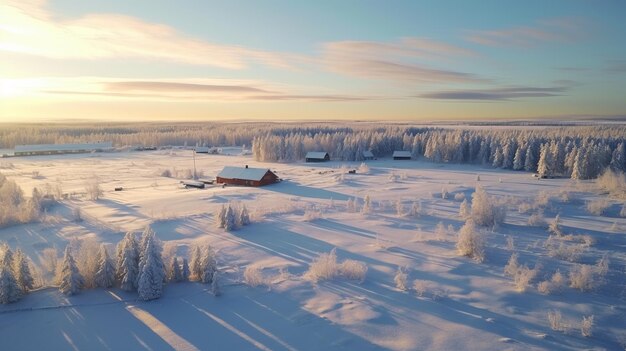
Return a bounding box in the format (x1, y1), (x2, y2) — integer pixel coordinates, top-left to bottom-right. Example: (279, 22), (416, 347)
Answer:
(215, 205), (226, 228)
(59, 246), (84, 296)
(189, 245), (202, 281)
(200, 246), (217, 284)
(513, 147), (524, 170)
(12, 248), (34, 292)
(238, 204), (250, 227)
(116, 233), (139, 291)
(224, 205), (236, 231)
(210, 271), (220, 296)
(459, 199), (471, 219)
(0, 256), (21, 304)
(181, 258), (190, 281)
(362, 194), (372, 214)
(537, 144), (553, 178)
(167, 256), (182, 282)
(94, 244), (115, 288)
(137, 234), (165, 301)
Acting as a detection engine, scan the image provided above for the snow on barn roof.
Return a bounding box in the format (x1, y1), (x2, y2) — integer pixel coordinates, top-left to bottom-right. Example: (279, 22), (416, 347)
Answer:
(363, 150), (374, 158)
(14, 142), (113, 153)
(306, 151), (329, 159)
(393, 150), (412, 158)
(217, 166), (272, 181)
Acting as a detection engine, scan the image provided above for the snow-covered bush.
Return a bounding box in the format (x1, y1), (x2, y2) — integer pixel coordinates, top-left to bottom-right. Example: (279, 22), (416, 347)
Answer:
(358, 163), (370, 174)
(434, 222), (448, 241)
(504, 252), (519, 277)
(413, 280), (428, 297)
(243, 265), (267, 287)
(470, 185), (505, 227)
(504, 252), (539, 292)
(569, 264), (596, 292)
(459, 199), (471, 219)
(0, 175), (42, 227)
(581, 315), (594, 338)
(305, 248), (367, 283)
(395, 198), (404, 217)
(456, 220), (485, 262)
(548, 310), (567, 332)
(586, 199), (610, 216)
(546, 240), (583, 262)
(537, 270), (565, 295)
(548, 215), (563, 236)
(596, 169), (626, 197)
(394, 266), (408, 291)
(454, 192), (465, 201)
(85, 178), (102, 201)
(528, 212), (547, 227)
(303, 207), (323, 221)
(362, 194), (372, 214)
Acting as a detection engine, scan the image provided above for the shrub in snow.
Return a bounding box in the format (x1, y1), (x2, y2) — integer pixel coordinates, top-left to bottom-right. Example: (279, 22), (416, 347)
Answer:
(394, 266), (408, 291)
(586, 199), (610, 216)
(346, 198), (356, 213)
(548, 310), (567, 332)
(470, 185), (505, 227)
(94, 245), (115, 289)
(596, 169), (626, 197)
(303, 207), (323, 221)
(243, 265), (267, 287)
(454, 192), (465, 201)
(441, 188), (449, 200)
(59, 246), (84, 296)
(513, 263), (539, 292)
(548, 215), (563, 236)
(395, 199), (404, 217)
(569, 264), (596, 292)
(116, 232), (139, 291)
(137, 231), (165, 301)
(358, 163), (370, 174)
(85, 178), (102, 201)
(413, 279), (428, 297)
(546, 238), (583, 262)
(528, 212), (547, 227)
(215, 205), (226, 228)
(12, 249), (34, 293)
(388, 173), (398, 183)
(181, 258), (190, 281)
(167, 257), (183, 283)
(305, 248), (367, 283)
(456, 220), (485, 262)
(537, 270), (565, 295)
(506, 236), (515, 251)
(362, 194), (372, 215)
(459, 199), (471, 219)
(535, 191), (551, 208)
(160, 169), (172, 178)
(434, 222), (447, 241)
(409, 201), (423, 217)
(581, 315), (594, 338)
(504, 252), (519, 277)
(595, 254), (609, 279)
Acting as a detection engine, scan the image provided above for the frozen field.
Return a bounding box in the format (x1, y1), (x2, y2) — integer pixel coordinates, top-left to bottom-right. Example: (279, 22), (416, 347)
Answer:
(1, 149), (625, 350)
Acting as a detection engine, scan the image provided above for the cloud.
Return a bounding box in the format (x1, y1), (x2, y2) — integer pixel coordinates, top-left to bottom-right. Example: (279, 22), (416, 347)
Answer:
(605, 60), (626, 73)
(36, 78), (379, 102)
(420, 86), (568, 101)
(0, 1), (299, 69)
(320, 38), (483, 83)
(465, 17), (586, 47)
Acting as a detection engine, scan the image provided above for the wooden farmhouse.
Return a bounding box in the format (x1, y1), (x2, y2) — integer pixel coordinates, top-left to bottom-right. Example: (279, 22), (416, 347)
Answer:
(305, 151), (330, 162)
(216, 166), (279, 186)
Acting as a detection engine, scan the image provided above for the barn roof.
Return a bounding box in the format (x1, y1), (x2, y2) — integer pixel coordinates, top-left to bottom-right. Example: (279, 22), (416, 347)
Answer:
(363, 150), (374, 158)
(217, 166), (273, 181)
(306, 151), (329, 159)
(14, 142), (113, 153)
(393, 151), (412, 158)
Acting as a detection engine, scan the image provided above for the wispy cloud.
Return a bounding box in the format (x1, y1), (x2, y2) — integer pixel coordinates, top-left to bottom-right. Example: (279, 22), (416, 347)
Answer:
(604, 60), (626, 73)
(320, 38), (483, 83)
(465, 17), (586, 47)
(106, 81), (273, 94)
(0, 1), (300, 69)
(420, 85), (569, 101)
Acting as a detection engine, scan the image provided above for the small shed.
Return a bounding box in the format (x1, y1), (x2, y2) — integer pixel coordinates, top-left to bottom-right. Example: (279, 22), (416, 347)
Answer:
(393, 151), (412, 160)
(306, 152), (330, 162)
(195, 146), (209, 153)
(216, 166), (279, 187)
(363, 150), (375, 160)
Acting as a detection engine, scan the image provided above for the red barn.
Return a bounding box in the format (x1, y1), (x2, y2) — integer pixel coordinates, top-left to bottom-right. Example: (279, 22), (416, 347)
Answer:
(216, 166), (279, 187)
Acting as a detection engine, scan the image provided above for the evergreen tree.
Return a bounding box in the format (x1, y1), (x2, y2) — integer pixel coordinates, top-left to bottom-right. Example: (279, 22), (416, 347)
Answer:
(59, 246), (84, 296)
(362, 194), (372, 214)
(215, 205), (226, 228)
(200, 246), (217, 284)
(167, 256), (182, 282)
(181, 258), (190, 281)
(524, 145), (536, 172)
(0, 257), (21, 304)
(459, 199), (471, 219)
(12, 249), (34, 293)
(94, 245), (115, 288)
(238, 205), (250, 227)
(189, 245), (203, 281)
(513, 147), (524, 170)
(537, 144), (553, 178)
(137, 234), (165, 301)
(116, 233), (139, 291)
(224, 205), (236, 231)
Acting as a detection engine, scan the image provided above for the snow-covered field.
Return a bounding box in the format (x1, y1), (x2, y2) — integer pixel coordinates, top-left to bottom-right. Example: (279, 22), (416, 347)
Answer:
(1, 148), (625, 350)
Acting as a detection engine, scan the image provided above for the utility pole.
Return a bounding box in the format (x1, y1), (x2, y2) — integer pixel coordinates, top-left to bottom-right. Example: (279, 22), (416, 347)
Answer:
(192, 148), (197, 180)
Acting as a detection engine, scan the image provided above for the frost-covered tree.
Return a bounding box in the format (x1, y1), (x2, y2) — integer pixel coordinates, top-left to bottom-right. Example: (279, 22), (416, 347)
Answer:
(94, 245), (115, 288)
(200, 246), (218, 284)
(362, 194), (372, 214)
(470, 185), (505, 227)
(237, 204), (251, 227)
(456, 220), (485, 262)
(0, 259), (21, 304)
(189, 245), (203, 281)
(167, 256), (182, 282)
(116, 232), (139, 291)
(137, 233), (165, 301)
(59, 246), (84, 296)
(513, 147), (524, 170)
(12, 248), (34, 293)
(548, 215), (563, 237)
(181, 258), (190, 281)
(223, 205), (236, 231)
(215, 205), (226, 228)
(395, 198), (404, 217)
(210, 271), (221, 296)
(459, 199), (471, 219)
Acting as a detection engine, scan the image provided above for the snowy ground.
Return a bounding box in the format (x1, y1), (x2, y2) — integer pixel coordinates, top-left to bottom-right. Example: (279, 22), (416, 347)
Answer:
(1, 148), (625, 350)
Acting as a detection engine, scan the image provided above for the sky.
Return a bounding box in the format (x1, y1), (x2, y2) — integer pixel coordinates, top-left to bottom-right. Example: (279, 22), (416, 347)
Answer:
(1, 0), (625, 122)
